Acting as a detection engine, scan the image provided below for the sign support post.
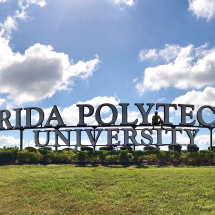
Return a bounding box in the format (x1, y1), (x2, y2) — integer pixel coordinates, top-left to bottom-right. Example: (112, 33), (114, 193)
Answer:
(209, 128), (213, 151)
(19, 128), (24, 151)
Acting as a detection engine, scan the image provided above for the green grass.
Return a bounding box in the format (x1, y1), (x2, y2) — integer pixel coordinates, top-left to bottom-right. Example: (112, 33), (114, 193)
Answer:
(0, 165), (215, 214)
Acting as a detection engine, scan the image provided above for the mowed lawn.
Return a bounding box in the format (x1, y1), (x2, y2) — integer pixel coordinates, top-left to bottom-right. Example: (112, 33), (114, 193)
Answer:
(0, 165), (215, 214)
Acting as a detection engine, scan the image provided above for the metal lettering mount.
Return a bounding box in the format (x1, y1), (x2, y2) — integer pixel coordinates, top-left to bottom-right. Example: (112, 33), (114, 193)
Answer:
(0, 103), (214, 150)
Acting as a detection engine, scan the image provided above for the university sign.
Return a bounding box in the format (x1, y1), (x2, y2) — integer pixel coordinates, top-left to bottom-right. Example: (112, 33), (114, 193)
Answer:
(0, 103), (215, 150)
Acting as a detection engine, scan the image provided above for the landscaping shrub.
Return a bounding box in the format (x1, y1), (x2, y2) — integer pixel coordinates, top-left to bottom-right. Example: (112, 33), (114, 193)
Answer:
(157, 150), (168, 163)
(77, 151), (86, 162)
(17, 150), (42, 163)
(1, 146), (215, 165)
(0, 147), (18, 164)
(98, 150), (107, 163)
(25, 147), (37, 153)
(168, 150), (181, 163)
(119, 150), (131, 163)
(104, 154), (119, 163)
(62, 148), (74, 151)
(142, 154), (157, 163)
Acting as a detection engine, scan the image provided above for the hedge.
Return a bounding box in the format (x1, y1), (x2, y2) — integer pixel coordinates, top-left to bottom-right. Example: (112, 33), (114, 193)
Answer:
(1, 147), (215, 165)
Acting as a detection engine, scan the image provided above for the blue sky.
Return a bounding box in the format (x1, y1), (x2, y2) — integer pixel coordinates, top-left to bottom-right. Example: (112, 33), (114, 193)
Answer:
(1, 0), (215, 150)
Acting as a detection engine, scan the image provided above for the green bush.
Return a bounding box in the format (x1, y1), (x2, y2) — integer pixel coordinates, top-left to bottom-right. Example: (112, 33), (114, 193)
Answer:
(143, 154), (157, 163)
(105, 154), (119, 163)
(169, 151), (181, 163)
(99, 150), (107, 163)
(119, 150), (132, 163)
(25, 147), (37, 153)
(157, 150), (168, 163)
(17, 150), (42, 163)
(77, 151), (86, 162)
(0, 147), (18, 164)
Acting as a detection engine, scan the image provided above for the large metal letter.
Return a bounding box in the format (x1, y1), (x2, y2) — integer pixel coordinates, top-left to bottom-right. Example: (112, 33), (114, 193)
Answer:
(119, 103), (138, 125)
(106, 129), (120, 146)
(154, 128), (163, 146)
(178, 104), (196, 126)
(54, 129), (71, 147)
(33, 130), (51, 147)
(141, 128), (153, 145)
(156, 103), (177, 125)
(85, 129), (103, 146)
(0, 110), (13, 130)
(197, 105), (215, 127)
(165, 128), (182, 145)
(122, 129), (139, 146)
(77, 104), (94, 126)
(135, 103), (155, 125)
(95, 103), (118, 125)
(24, 107), (44, 128)
(44, 105), (66, 127)
(184, 129), (199, 146)
(74, 129), (83, 147)
(13, 108), (23, 129)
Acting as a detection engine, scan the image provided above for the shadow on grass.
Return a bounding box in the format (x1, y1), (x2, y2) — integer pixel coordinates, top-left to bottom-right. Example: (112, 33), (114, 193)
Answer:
(74, 163), (150, 168)
(101, 163), (149, 168)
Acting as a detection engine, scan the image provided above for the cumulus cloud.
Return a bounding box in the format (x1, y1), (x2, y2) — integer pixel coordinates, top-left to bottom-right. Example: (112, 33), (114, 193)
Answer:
(136, 43), (215, 94)
(0, 1), (100, 105)
(0, 99), (6, 107)
(0, 136), (20, 148)
(139, 49), (158, 61)
(0, 43), (100, 104)
(188, 0), (215, 21)
(172, 87), (215, 111)
(176, 132), (213, 146)
(17, 0), (47, 19)
(114, 0), (135, 6)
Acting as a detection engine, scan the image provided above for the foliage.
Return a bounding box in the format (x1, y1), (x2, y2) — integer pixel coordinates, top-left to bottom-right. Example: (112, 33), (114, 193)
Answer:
(24, 147), (37, 153)
(0, 147), (18, 164)
(2, 147), (215, 165)
(17, 150), (42, 163)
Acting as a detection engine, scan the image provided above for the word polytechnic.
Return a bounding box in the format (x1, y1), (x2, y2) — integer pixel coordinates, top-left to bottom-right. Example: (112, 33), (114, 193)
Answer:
(0, 103), (214, 147)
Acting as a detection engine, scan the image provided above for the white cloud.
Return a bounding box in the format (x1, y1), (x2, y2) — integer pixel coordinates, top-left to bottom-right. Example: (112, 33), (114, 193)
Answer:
(158, 97), (166, 102)
(115, 0), (135, 6)
(136, 43), (215, 94)
(176, 132), (214, 146)
(139, 49), (158, 61)
(0, 136), (20, 148)
(0, 0), (9, 2)
(0, 0), (100, 105)
(133, 78), (138, 82)
(0, 98), (6, 107)
(188, 0), (215, 21)
(172, 87), (215, 111)
(0, 43), (100, 104)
